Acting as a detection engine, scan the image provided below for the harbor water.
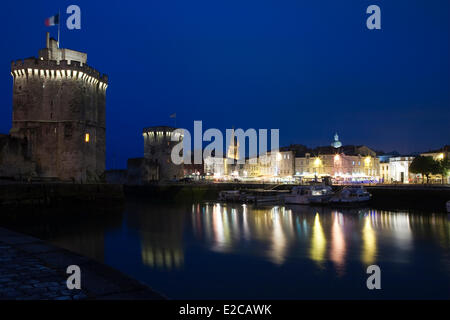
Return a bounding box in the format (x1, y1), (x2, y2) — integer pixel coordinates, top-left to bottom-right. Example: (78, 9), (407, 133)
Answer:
(1, 200), (449, 299)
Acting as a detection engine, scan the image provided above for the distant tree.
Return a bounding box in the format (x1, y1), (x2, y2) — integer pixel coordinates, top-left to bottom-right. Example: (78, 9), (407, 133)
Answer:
(409, 156), (436, 183)
(435, 157), (450, 184)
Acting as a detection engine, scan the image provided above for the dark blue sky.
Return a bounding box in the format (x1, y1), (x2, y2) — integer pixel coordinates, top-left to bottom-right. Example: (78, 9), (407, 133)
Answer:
(1, 0), (449, 168)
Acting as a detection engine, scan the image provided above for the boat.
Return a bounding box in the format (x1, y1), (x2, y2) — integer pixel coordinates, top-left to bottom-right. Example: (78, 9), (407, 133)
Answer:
(329, 186), (372, 204)
(242, 189), (288, 204)
(218, 190), (242, 202)
(283, 185), (334, 205)
(218, 188), (288, 204)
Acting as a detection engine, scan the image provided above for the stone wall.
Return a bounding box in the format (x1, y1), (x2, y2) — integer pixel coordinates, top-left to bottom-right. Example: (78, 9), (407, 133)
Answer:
(0, 183), (124, 207)
(0, 134), (35, 179)
(105, 170), (127, 184)
(126, 158), (159, 185)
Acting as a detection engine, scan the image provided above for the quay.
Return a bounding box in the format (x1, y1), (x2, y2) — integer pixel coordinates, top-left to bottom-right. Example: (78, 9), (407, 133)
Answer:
(125, 183), (450, 211)
(0, 181), (448, 211)
(365, 184), (450, 211)
(0, 227), (165, 300)
(0, 182), (124, 207)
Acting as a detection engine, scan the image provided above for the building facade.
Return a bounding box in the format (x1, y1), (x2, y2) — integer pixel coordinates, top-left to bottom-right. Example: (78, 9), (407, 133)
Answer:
(203, 134), (380, 183)
(294, 152), (379, 183)
(388, 156), (416, 183)
(380, 161), (390, 183)
(377, 155), (420, 184)
(421, 145), (450, 183)
(293, 135), (380, 183)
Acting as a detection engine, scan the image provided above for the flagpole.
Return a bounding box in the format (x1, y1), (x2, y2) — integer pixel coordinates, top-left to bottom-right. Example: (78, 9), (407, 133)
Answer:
(57, 10), (60, 48)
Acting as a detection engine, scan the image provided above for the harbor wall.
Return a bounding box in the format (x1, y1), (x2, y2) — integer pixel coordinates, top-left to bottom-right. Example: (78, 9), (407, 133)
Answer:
(125, 183), (450, 212)
(365, 185), (450, 211)
(0, 183), (124, 207)
(1, 182), (448, 212)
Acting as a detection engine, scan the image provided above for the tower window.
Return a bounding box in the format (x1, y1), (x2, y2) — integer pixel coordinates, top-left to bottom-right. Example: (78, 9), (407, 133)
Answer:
(85, 133), (90, 143)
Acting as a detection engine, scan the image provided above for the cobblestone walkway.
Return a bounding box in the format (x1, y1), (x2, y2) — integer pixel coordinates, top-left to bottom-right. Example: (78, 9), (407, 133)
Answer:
(0, 227), (164, 300)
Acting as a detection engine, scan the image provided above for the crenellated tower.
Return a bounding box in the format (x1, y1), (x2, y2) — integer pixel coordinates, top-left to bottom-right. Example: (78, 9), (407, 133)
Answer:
(10, 33), (108, 182)
(143, 126), (184, 181)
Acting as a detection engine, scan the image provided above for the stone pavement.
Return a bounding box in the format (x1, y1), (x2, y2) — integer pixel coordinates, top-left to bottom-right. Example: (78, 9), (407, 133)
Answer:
(0, 227), (165, 300)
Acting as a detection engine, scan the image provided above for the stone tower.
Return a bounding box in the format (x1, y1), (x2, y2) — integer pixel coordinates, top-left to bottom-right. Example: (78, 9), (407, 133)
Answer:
(143, 126), (184, 181)
(10, 33), (108, 182)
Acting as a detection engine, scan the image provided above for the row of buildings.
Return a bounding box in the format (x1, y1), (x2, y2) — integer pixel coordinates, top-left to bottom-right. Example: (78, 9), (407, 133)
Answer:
(204, 133), (449, 184)
(203, 139), (380, 184)
(113, 127), (449, 185)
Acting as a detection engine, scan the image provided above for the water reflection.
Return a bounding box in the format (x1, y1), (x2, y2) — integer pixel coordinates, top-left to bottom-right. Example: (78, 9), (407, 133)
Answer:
(126, 202), (185, 270)
(191, 203), (450, 274)
(361, 214), (376, 265)
(330, 212), (345, 274)
(0, 206), (124, 263)
(310, 213), (326, 267)
(1, 202), (449, 298)
(269, 206), (288, 265)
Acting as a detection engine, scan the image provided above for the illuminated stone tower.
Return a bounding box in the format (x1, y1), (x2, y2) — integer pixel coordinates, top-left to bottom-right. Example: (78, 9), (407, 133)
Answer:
(143, 126), (184, 181)
(10, 33), (108, 182)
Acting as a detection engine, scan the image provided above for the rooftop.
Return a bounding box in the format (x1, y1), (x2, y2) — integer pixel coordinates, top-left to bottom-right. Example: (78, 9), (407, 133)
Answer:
(143, 126), (178, 133)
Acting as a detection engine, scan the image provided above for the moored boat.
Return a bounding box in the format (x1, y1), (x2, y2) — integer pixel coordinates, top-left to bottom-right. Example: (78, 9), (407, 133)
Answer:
(243, 189), (288, 204)
(218, 188), (288, 204)
(329, 186), (372, 204)
(218, 190), (242, 202)
(284, 185), (334, 205)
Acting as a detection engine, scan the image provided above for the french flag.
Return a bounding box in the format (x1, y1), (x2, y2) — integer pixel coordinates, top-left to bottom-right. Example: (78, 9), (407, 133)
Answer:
(44, 14), (59, 27)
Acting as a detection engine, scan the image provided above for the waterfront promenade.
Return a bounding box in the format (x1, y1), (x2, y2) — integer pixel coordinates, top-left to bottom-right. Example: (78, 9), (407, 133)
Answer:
(0, 227), (165, 300)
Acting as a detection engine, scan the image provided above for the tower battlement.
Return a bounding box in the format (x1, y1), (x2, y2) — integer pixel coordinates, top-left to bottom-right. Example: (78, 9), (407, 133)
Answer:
(11, 58), (108, 90)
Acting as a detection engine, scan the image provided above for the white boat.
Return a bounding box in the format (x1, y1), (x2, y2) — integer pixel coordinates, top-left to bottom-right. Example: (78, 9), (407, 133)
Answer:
(284, 185), (334, 205)
(329, 186), (371, 204)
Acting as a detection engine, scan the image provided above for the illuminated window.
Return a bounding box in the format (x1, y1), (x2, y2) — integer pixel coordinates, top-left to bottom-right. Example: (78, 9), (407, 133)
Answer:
(85, 133), (90, 143)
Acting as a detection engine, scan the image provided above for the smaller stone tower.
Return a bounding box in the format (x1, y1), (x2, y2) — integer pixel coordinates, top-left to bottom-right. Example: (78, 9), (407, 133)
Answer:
(143, 126), (184, 181)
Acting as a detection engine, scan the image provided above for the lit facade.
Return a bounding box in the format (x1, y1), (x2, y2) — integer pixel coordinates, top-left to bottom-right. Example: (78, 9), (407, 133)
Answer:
(380, 162), (389, 182)
(388, 156), (416, 183)
(203, 134), (382, 183)
(420, 146), (450, 183)
(204, 156), (226, 178)
(205, 151), (295, 182)
(294, 153), (380, 182)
